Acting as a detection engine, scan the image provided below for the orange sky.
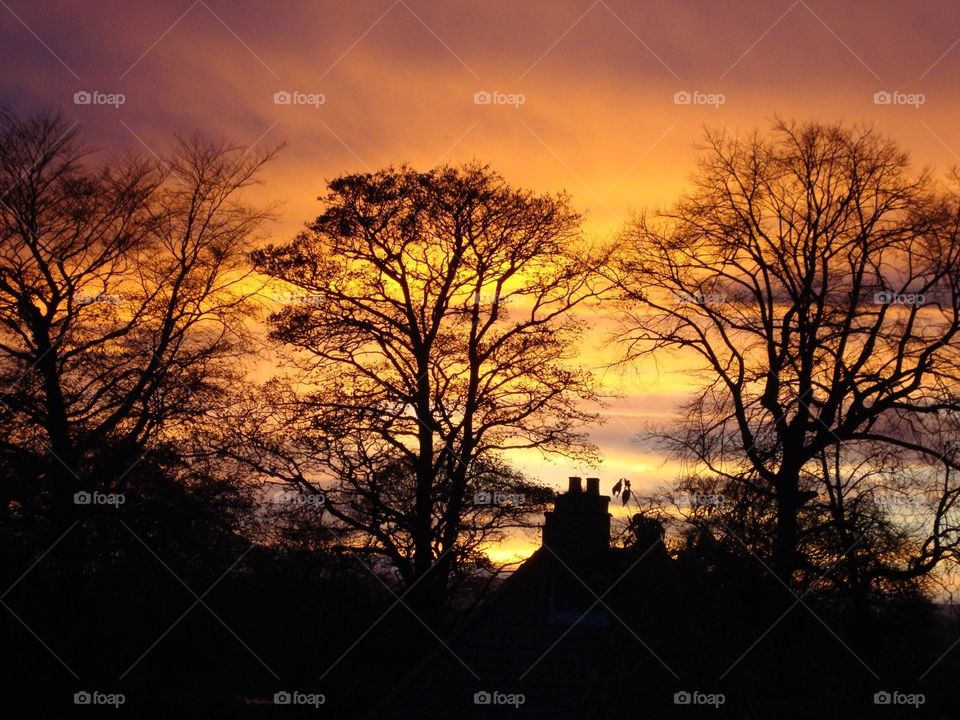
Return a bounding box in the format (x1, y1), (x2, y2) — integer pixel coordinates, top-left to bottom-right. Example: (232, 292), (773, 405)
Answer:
(4, 1), (960, 557)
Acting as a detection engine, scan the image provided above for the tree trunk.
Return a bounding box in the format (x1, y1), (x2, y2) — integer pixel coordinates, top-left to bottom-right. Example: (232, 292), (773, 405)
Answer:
(773, 472), (800, 583)
(409, 354), (442, 621)
(35, 337), (83, 525)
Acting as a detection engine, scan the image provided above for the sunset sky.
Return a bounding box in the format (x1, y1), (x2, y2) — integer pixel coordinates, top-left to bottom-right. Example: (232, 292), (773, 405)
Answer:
(4, 0), (960, 555)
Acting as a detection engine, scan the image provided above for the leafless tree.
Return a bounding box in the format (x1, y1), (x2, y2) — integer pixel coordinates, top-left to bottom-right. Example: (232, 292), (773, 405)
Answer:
(219, 382), (555, 607)
(245, 163), (607, 615)
(0, 108), (278, 519)
(613, 120), (960, 586)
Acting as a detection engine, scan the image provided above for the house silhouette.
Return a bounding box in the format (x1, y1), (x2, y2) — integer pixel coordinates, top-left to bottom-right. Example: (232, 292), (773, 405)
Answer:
(371, 478), (683, 718)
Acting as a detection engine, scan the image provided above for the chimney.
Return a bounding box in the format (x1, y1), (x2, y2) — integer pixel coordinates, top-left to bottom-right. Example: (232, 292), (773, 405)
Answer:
(542, 476), (611, 556)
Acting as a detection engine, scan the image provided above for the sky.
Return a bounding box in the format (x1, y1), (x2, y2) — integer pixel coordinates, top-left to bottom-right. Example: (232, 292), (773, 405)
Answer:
(3, 0), (960, 558)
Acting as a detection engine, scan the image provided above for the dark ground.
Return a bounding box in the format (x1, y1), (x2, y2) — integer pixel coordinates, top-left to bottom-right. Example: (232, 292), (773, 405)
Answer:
(2, 506), (958, 719)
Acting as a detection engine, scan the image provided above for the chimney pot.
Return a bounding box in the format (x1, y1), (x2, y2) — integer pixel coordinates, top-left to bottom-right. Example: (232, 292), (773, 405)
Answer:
(543, 476), (611, 556)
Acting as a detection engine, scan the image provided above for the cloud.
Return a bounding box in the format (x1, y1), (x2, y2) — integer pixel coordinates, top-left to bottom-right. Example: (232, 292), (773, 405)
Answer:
(4, 0), (960, 486)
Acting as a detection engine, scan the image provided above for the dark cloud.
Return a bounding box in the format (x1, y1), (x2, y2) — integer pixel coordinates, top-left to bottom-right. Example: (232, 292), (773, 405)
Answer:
(4, 0), (958, 241)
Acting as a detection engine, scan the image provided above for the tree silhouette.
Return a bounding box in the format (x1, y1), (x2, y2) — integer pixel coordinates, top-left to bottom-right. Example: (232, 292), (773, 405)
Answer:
(0, 109), (278, 521)
(249, 163), (607, 616)
(614, 120), (960, 585)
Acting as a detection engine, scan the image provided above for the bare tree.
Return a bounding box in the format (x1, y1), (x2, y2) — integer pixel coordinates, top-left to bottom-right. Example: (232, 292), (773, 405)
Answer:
(247, 163), (607, 615)
(613, 120), (960, 586)
(0, 108), (278, 519)
(219, 382), (555, 606)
